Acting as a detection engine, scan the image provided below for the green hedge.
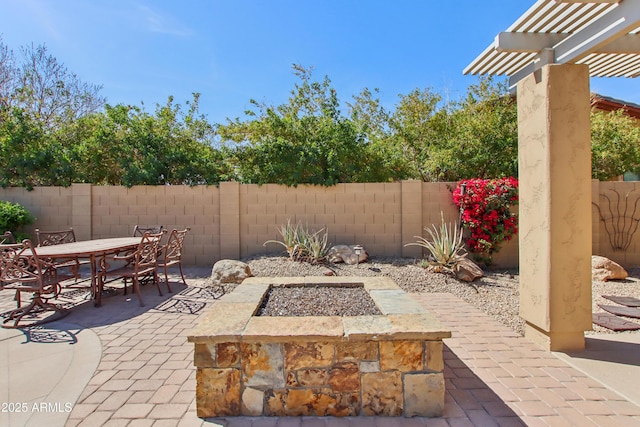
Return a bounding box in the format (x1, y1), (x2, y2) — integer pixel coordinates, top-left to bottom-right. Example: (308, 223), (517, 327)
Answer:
(0, 201), (34, 238)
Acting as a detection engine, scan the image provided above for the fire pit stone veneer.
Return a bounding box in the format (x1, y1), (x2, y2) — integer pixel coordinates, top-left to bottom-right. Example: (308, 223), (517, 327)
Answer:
(187, 276), (451, 418)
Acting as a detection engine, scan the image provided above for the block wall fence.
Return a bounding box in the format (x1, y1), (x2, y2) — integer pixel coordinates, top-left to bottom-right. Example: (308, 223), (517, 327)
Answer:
(1, 180), (638, 269)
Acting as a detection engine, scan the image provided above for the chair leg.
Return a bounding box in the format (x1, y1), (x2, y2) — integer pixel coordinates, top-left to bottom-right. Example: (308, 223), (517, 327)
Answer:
(178, 263), (187, 287)
(132, 277), (145, 307)
(2, 294), (68, 329)
(163, 265), (172, 294)
(154, 271), (163, 296)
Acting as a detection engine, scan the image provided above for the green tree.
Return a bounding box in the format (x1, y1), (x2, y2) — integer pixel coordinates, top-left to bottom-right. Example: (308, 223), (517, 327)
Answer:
(0, 38), (104, 188)
(591, 108), (640, 180)
(70, 94), (227, 187)
(441, 78), (518, 180)
(347, 87), (411, 181)
(0, 106), (74, 189)
(218, 65), (396, 186)
(380, 77), (518, 182)
(386, 87), (445, 181)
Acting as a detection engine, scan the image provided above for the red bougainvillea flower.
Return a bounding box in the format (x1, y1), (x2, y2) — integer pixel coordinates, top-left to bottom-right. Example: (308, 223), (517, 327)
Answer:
(452, 177), (518, 265)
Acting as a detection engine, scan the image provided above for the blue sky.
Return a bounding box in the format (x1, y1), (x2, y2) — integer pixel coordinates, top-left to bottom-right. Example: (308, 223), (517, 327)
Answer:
(1, 0), (637, 125)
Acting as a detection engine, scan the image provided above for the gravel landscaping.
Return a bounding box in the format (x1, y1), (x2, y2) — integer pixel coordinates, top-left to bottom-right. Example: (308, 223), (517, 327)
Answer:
(242, 255), (640, 336)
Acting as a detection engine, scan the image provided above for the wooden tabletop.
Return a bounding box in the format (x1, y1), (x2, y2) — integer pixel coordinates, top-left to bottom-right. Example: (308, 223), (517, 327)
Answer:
(33, 237), (142, 258)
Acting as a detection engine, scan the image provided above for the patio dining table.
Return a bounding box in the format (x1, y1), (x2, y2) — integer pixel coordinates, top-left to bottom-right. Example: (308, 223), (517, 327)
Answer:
(32, 237), (142, 306)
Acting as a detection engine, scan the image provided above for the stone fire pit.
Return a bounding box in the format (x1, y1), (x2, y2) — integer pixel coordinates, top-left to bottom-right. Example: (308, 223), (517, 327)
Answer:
(187, 276), (451, 418)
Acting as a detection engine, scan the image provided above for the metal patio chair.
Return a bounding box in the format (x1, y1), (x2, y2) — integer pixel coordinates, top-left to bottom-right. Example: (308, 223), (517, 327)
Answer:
(127, 225), (165, 288)
(157, 227), (190, 293)
(0, 240), (71, 328)
(132, 225), (164, 237)
(35, 227), (89, 286)
(0, 231), (16, 244)
(99, 231), (164, 307)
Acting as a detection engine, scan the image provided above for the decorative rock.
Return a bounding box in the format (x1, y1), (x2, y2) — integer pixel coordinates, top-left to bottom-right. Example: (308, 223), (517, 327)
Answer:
(297, 369), (328, 387)
(241, 343), (284, 388)
(327, 245), (369, 265)
(336, 341), (378, 361)
(425, 341), (444, 371)
(284, 342), (335, 370)
(379, 341), (423, 372)
(194, 343), (215, 367)
(196, 368), (241, 417)
(329, 362), (360, 392)
(592, 255), (628, 282)
(266, 389), (359, 417)
(210, 259), (252, 285)
(361, 371), (403, 416)
(404, 372), (445, 417)
(241, 387), (264, 416)
(217, 342), (240, 367)
(454, 258), (484, 282)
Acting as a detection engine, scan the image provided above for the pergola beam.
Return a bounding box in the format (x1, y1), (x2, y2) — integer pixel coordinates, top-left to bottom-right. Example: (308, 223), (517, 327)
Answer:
(553, 0), (619, 3)
(554, 0), (640, 63)
(496, 32), (569, 52)
(497, 32), (639, 53)
(464, 0), (640, 80)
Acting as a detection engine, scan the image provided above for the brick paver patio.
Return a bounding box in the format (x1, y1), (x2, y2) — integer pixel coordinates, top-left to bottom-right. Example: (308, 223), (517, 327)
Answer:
(2, 269), (640, 426)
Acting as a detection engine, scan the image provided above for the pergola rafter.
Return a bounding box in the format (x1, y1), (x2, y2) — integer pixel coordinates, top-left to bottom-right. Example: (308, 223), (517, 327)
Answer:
(464, 0), (640, 86)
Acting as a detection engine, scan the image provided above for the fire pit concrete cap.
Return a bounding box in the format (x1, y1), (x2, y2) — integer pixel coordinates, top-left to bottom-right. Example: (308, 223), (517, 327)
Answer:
(187, 276), (451, 344)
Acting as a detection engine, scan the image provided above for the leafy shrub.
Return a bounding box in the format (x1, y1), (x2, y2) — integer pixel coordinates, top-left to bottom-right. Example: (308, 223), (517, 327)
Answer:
(264, 220), (330, 264)
(0, 201), (34, 236)
(452, 177), (518, 265)
(405, 212), (467, 272)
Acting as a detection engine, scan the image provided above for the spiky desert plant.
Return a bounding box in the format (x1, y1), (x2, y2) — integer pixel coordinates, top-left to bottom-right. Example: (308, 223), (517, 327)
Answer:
(405, 212), (467, 272)
(264, 219), (303, 260)
(299, 227), (330, 264)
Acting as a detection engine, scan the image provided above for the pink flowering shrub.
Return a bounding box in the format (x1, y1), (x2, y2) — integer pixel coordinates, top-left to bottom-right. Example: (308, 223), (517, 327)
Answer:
(452, 177), (518, 265)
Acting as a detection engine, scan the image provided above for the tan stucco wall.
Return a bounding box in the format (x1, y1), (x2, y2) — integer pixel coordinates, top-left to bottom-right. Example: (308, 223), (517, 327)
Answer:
(592, 180), (640, 266)
(2, 179), (636, 271)
(0, 181), (484, 267)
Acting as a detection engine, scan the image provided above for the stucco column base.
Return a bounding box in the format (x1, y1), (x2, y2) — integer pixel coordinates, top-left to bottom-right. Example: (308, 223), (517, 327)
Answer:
(525, 322), (585, 352)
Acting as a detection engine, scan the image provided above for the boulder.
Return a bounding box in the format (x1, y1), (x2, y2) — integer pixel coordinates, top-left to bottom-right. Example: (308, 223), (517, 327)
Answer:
(327, 245), (369, 265)
(210, 259), (252, 285)
(592, 255), (628, 282)
(454, 258), (484, 282)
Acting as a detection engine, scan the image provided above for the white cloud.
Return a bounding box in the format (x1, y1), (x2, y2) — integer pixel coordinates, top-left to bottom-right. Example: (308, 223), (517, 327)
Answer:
(136, 3), (194, 37)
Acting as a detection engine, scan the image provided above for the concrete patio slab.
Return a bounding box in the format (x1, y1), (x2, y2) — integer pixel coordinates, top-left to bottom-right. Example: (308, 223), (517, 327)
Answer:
(555, 333), (640, 408)
(0, 269), (639, 426)
(0, 321), (100, 427)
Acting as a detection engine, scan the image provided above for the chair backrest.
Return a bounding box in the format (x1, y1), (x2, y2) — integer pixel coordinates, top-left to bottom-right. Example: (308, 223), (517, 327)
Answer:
(163, 228), (190, 262)
(0, 231), (16, 244)
(133, 225), (164, 237)
(0, 240), (48, 291)
(134, 232), (164, 272)
(35, 228), (77, 246)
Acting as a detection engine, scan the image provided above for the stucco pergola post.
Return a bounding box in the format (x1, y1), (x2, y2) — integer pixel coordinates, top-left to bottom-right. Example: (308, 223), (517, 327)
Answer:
(517, 63), (592, 352)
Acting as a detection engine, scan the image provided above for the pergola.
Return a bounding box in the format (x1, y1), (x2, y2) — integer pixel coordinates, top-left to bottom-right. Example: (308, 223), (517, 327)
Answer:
(465, 0), (640, 84)
(464, 0), (640, 351)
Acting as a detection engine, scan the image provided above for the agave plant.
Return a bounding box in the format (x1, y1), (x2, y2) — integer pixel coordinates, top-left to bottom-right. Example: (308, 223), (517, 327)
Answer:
(264, 219), (303, 260)
(405, 212), (467, 272)
(264, 220), (330, 263)
(299, 226), (330, 264)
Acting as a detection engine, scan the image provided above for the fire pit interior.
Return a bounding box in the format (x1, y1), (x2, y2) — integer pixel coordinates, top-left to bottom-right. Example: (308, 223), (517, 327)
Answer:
(257, 284), (382, 317)
(188, 276), (451, 418)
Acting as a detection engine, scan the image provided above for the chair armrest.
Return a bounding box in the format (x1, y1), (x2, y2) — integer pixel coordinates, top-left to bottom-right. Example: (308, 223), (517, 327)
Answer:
(113, 252), (135, 261)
